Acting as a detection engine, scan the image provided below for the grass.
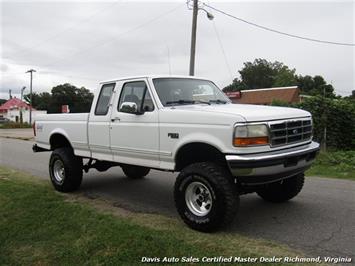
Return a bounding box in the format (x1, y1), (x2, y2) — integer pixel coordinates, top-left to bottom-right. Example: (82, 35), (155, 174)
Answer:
(306, 150), (355, 181)
(0, 122), (32, 129)
(0, 167), (312, 266)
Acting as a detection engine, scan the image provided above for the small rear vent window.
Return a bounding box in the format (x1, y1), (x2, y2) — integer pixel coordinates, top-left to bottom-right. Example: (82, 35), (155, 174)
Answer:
(95, 83), (115, 115)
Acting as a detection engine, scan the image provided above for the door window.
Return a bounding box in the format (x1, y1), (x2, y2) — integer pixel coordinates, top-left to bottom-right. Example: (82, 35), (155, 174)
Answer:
(118, 81), (154, 112)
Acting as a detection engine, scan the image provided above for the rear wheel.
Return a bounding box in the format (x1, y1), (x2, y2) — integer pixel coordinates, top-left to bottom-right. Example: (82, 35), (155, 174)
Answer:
(174, 162), (239, 232)
(122, 165), (150, 179)
(256, 173), (305, 203)
(49, 147), (83, 192)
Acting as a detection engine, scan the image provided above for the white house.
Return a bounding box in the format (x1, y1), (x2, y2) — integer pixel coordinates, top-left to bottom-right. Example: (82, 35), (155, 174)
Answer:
(0, 97), (47, 123)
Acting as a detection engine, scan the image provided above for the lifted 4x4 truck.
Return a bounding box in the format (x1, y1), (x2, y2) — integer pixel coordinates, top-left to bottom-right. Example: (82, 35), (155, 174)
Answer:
(33, 76), (319, 232)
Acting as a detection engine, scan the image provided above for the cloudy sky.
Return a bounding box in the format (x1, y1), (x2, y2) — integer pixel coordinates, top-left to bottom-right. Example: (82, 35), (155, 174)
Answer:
(0, 0), (354, 99)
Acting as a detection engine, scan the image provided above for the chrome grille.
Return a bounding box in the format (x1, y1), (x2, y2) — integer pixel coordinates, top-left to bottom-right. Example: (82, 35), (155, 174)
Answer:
(269, 119), (312, 146)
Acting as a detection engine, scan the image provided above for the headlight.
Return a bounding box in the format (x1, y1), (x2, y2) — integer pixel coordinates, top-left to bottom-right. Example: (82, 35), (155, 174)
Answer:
(233, 124), (269, 147)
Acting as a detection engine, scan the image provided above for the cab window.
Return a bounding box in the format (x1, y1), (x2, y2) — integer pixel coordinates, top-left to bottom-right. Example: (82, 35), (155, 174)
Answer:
(95, 83), (115, 115)
(118, 81), (154, 112)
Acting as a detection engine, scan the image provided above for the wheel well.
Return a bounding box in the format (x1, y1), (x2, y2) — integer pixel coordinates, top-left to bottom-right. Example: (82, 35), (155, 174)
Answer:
(175, 142), (226, 171)
(50, 134), (72, 150)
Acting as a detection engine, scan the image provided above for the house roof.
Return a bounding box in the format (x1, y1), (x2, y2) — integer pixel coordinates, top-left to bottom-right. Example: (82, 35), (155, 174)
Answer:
(0, 97), (33, 112)
(230, 86), (300, 105)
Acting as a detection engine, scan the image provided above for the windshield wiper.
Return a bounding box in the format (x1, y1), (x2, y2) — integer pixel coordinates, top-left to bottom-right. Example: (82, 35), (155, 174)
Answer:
(166, 100), (211, 106)
(209, 99), (227, 104)
(166, 100), (195, 105)
(194, 100), (211, 105)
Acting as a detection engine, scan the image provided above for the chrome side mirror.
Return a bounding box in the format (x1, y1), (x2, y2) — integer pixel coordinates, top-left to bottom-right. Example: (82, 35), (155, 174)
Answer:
(119, 102), (143, 114)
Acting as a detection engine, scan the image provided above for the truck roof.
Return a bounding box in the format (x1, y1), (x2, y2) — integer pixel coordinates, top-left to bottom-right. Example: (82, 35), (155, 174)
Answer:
(99, 75), (210, 84)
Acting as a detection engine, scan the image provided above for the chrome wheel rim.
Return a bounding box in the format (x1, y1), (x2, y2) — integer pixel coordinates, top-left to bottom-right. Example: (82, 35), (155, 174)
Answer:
(53, 159), (65, 183)
(185, 181), (213, 216)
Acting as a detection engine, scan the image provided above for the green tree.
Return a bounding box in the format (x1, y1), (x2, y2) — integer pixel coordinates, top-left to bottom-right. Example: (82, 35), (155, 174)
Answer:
(297, 75), (335, 97)
(223, 58), (335, 98)
(238, 59), (276, 89)
(223, 58), (297, 91)
(51, 83), (93, 113)
(223, 78), (247, 92)
(75, 87), (94, 112)
(25, 92), (52, 111)
(273, 66), (297, 87)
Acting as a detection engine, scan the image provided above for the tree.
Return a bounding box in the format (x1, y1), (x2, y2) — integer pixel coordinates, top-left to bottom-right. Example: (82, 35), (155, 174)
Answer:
(223, 78), (246, 92)
(238, 59), (276, 89)
(75, 87), (94, 112)
(296, 75), (335, 98)
(25, 92), (52, 111)
(24, 84), (94, 113)
(51, 83), (93, 113)
(273, 66), (297, 87)
(0, 99), (6, 105)
(223, 58), (335, 98)
(223, 58), (297, 91)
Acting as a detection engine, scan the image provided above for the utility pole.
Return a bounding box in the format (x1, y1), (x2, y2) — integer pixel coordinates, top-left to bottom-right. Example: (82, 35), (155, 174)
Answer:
(189, 0), (198, 76)
(26, 69), (36, 124)
(20, 86), (26, 124)
(188, 0), (214, 76)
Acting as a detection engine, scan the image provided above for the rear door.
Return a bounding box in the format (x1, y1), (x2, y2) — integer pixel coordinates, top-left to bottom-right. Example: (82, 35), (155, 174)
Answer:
(109, 79), (159, 168)
(88, 82), (116, 161)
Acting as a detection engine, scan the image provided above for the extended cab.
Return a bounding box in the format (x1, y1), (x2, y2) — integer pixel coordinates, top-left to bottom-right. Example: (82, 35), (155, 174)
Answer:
(33, 75), (319, 231)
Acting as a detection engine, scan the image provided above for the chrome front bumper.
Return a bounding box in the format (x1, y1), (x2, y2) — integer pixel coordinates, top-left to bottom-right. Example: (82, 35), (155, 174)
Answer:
(226, 141), (320, 185)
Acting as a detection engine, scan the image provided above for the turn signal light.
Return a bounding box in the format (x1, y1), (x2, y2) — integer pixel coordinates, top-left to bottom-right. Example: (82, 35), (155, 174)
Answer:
(233, 137), (269, 146)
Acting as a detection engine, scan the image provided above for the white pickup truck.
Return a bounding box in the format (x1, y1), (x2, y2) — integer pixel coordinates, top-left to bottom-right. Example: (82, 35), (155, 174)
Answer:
(33, 75), (319, 232)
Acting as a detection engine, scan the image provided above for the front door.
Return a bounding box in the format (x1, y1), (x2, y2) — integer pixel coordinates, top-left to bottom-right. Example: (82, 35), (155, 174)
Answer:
(110, 79), (159, 168)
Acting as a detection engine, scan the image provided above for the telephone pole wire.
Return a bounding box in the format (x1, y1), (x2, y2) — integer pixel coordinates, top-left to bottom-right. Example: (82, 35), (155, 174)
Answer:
(26, 69), (36, 124)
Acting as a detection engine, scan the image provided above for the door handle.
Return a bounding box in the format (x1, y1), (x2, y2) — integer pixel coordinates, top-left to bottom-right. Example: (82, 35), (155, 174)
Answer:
(111, 117), (120, 122)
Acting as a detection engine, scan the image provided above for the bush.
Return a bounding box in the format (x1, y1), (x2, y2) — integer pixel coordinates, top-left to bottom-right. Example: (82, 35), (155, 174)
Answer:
(314, 151), (355, 172)
(272, 96), (355, 150)
(0, 122), (32, 129)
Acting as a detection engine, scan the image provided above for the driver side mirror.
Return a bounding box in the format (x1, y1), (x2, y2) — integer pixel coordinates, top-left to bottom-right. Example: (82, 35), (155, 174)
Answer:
(119, 102), (144, 115)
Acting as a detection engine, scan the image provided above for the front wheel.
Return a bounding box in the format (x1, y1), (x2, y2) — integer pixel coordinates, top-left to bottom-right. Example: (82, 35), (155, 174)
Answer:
(174, 162), (239, 232)
(49, 147), (83, 192)
(256, 173), (305, 203)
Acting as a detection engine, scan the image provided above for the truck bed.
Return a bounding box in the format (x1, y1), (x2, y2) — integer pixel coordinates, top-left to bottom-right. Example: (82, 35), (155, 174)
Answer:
(35, 113), (90, 157)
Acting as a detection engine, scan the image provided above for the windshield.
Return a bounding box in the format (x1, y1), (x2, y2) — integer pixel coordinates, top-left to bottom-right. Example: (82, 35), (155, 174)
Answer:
(152, 78), (231, 106)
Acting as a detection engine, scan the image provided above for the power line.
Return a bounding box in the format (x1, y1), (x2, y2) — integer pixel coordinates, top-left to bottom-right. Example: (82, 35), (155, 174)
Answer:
(211, 20), (233, 81)
(203, 2), (355, 47)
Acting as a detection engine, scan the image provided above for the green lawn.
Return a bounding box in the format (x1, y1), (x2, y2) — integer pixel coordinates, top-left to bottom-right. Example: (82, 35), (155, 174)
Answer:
(0, 122), (32, 129)
(0, 167), (309, 266)
(306, 151), (355, 181)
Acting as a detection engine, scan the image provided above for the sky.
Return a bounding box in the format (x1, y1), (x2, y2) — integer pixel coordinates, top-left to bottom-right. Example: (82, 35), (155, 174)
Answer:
(0, 0), (354, 100)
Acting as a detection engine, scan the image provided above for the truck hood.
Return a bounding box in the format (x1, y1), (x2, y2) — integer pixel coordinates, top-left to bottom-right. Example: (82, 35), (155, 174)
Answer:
(173, 103), (310, 122)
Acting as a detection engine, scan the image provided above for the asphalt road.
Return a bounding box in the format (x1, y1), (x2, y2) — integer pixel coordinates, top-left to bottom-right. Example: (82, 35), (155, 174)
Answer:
(1, 137), (354, 260)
